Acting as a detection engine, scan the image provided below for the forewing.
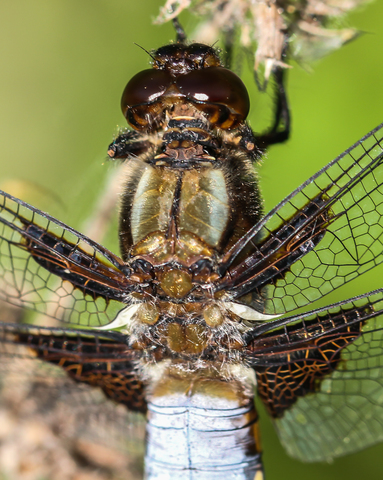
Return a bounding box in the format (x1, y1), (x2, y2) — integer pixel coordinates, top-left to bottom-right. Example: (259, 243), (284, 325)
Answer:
(0, 191), (132, 327)
(217, 123), (383, 315)
(246, 288), (383, 462)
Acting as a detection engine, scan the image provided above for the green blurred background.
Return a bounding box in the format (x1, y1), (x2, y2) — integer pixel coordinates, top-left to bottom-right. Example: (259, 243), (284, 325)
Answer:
(1, 0), (383, 479)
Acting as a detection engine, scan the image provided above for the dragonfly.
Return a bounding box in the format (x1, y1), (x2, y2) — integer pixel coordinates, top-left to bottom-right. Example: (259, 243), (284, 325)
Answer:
(1, 23), (383, 480)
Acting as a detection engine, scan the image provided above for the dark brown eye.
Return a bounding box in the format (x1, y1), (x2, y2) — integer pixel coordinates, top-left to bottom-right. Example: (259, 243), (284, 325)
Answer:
(176, 67), (250, 120)
(120, 69), (172, 118)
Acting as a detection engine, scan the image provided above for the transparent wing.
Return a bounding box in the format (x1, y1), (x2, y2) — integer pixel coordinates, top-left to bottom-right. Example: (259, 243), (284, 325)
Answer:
(0, 356), (145, 479)
(217, 123), (383, 315)
(246, 288), (383, 462)
(0, 191), (133, 327)
(0, 303), (146, 480)
(0, 310), (146, 478)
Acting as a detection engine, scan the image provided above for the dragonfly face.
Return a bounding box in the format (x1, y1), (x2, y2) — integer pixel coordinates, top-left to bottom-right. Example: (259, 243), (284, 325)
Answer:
(1, 38), (383, 480)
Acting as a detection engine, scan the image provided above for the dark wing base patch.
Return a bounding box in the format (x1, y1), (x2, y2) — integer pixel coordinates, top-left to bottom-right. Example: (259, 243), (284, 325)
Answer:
(2, 323), (147, 414)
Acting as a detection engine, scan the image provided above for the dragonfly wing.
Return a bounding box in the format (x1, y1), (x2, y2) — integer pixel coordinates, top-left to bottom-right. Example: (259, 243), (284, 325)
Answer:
(246, 288), (383, 461)
(217, 124), (383, 315)
(0, 320), (147, 479)
(0, 191), (133, 327)
(0, 321), (146, 412)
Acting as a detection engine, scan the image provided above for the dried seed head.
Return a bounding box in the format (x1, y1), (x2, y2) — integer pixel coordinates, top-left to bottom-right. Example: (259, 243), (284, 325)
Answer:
(156, 0), (369, 84)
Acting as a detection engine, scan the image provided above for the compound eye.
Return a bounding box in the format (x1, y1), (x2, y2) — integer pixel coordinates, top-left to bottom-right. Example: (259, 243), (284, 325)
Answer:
(120, 69), (172, 118)
(176, 67), (250, 120)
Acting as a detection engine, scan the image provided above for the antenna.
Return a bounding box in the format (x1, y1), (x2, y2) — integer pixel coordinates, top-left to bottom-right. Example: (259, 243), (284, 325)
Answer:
(133, 43), (156, 62)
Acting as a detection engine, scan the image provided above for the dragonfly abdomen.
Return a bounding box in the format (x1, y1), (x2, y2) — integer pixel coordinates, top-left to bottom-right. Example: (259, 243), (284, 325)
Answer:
(145, 366), (263, 479)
